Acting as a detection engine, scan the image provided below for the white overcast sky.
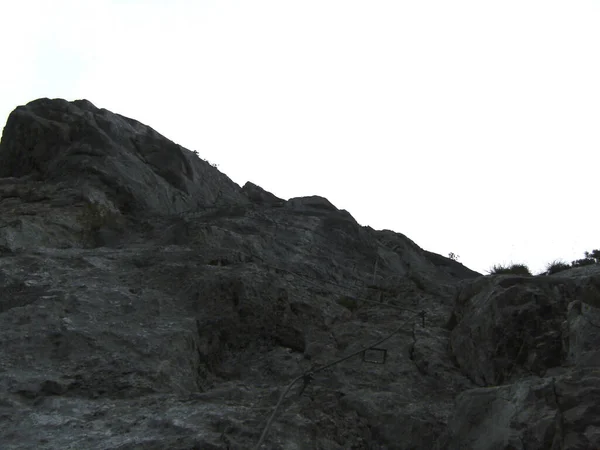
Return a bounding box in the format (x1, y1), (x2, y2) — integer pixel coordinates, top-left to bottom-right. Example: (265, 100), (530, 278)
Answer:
(1, 0), (599, 275)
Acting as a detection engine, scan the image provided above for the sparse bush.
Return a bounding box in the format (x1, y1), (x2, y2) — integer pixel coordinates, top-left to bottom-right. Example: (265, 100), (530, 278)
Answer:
(197, 154), (219, 168)
(487, 248), (599, 278)
(545, 260), (571, 275)
(448, 252), (460, 261)
(571, 258), (596, 268)
(488, 263), (532, 276)
(565, 249), (600, 268)
(584, 250), (600, 264)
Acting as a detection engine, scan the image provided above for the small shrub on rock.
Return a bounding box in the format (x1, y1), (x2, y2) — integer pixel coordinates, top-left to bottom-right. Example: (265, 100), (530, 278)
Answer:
(545, 260), (571, 275)
(448, 252), (460, 261)
(584, 250), (600, 264)
(488, 263), (532, 276)
(571, 258), (596, 268)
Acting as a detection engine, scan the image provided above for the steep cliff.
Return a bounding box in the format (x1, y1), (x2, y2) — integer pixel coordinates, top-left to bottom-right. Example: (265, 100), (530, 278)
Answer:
(0, 98), (597, 450)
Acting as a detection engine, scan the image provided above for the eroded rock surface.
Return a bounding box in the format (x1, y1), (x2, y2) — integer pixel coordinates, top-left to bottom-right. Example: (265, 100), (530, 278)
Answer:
(0, 98), (598, 450)
(439, 269), (600, 449)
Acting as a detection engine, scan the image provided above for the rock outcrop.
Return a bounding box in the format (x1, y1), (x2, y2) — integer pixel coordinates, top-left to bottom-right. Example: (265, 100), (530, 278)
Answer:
(438, 269), (600, 449)
(0, 98), (598, 449)
(0, 98), (248, 216)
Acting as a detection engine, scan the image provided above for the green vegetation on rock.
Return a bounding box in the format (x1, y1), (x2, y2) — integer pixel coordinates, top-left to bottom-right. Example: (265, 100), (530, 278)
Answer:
(488, 263), (532, 276)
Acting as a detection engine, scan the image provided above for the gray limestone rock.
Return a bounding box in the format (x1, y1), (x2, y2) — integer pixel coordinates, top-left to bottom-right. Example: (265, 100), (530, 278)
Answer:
(242, 181), (285, 206)
(0, 98), (249, 216)
(439, 269), (600, 449)
(0, 98), (598, 450)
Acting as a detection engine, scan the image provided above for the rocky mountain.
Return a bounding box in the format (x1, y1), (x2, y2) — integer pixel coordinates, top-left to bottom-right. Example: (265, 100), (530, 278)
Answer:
(0, 98), (598, 449)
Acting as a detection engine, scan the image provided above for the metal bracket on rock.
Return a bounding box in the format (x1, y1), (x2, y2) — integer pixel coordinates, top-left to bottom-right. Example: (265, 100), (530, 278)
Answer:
(298, 372), (314, 396)
(253, 311), (421, 450)
(362, 348), (387, 364)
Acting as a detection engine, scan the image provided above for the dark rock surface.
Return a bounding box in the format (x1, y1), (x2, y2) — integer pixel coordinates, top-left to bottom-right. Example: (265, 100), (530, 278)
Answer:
(0, 98), (598, 449)
(0, 98), (248, 215)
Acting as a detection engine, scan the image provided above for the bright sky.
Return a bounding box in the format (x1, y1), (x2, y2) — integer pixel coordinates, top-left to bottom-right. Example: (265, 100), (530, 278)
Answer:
(1, 1), (599, 275)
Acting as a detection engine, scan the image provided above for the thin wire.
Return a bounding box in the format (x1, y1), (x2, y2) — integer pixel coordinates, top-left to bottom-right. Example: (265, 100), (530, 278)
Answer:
(253, 311), (421, 450)
(173, 214), (426, 446)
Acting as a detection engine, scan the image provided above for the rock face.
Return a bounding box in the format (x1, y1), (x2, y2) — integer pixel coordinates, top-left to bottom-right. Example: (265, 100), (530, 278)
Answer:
(0, 98), (248, 215)
(438, 270), (600, 449)
(0, 98), (598, 450)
